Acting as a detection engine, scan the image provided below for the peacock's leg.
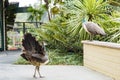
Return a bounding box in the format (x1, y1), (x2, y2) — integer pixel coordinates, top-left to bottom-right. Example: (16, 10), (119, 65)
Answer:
(33, 66), (37, 78)
(90, 34), (94, 41)
(36, 66), (44, 78)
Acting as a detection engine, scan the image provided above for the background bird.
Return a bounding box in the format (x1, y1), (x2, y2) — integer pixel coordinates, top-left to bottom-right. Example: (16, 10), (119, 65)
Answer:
(82, 21), (106, 40)
(21, 33), (49, 78)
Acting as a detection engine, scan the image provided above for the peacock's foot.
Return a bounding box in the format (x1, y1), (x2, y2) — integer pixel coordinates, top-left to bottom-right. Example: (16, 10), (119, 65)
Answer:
(39, 75), (45, 78)
(33, 75), (37, 78)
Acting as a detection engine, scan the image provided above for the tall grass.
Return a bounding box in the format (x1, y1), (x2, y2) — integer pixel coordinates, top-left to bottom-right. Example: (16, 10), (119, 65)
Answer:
(48, 49), (83, 65)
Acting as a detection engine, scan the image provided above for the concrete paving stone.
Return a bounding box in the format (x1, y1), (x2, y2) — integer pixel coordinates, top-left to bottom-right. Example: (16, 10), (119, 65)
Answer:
(0, 50), (113, 80)
(0, 50), (21, 64)
(0, 65), (113, 80)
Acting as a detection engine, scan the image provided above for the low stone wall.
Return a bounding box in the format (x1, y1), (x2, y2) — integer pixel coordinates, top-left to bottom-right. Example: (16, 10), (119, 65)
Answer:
(82, 40), (120, 80)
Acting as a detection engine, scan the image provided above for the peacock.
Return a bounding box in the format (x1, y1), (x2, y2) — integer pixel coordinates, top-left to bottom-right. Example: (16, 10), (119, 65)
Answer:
(21, 33), (49, 78)
(82, 19), (106, 40)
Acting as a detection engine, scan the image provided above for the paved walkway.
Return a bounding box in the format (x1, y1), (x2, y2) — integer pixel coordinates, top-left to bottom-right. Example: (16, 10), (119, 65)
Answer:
(0, 51), (113, 80)
(0, 50), (20, 64)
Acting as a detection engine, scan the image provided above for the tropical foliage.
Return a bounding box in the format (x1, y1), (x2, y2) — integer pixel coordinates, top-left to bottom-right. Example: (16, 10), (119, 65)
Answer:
(66, 0), (120, 43)
(28, 0), (120, 53)
(30, 15), (82, 52)
(108, 0), (120, 6)
(28, 4), (45, 27)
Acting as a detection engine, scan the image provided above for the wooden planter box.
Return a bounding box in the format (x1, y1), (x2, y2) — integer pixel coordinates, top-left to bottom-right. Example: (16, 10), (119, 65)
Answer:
(82, 41), (120, 80)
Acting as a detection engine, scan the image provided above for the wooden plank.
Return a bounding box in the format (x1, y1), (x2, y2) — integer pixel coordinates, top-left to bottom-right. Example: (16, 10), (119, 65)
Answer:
(84, 63), (115, 79)
(84, 59), (116, 78)
(84, 51), (120, 64)
(83, 41), (120, 80)
(82, 40), (120, 49)
(84, 55), (120, 71)
(84, 44), (120, 57)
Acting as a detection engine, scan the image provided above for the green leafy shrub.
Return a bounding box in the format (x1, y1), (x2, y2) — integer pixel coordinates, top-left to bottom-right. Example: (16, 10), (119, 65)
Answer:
(48, 49), (83, 65)
(14, 57), (30, 65)
(14, 49), (83, 65)
(28, 0), (120, 53)
(65, 0), (120, 43)
(30, 15), (83, 53)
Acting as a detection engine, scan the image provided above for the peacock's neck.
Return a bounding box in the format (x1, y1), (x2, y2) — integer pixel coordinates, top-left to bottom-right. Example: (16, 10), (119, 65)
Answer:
(82, 18), (88, 23)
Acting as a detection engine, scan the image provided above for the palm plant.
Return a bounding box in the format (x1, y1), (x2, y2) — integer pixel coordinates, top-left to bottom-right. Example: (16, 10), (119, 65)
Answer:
(66, 0), (110, 41)
(104, 11), (120, 43)
(28, 4), (45, 27)
(108, 0), (120, 6)
(30, 15), (82, 52)
(28, 0), (120, 52)
(50, 0), (65, 17)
